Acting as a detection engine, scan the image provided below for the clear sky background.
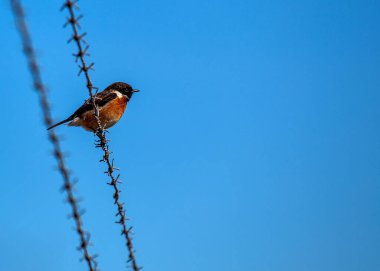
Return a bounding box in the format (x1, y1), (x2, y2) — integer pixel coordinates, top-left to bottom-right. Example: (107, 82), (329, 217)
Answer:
(1, 0), (379, 270)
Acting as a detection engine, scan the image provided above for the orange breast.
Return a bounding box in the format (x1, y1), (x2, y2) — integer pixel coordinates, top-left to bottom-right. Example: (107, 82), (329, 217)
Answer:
(81, 96), (127, 131)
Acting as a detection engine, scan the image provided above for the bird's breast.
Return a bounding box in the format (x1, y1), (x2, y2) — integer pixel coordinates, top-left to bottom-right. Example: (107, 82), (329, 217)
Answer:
(81, 95), (127, 130)
(100, 95), (127, 121)
(99, 95), (127, 128)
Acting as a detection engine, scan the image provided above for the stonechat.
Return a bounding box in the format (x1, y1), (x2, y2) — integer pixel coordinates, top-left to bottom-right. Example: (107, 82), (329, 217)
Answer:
(47, 82), (139, 131)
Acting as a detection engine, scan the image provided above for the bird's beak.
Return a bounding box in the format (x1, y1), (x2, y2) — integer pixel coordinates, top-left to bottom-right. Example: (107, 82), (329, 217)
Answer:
(132, 89), (140, 92)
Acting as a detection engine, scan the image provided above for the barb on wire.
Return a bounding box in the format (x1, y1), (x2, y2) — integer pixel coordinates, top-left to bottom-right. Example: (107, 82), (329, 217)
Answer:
(61, 1), (140, 270)
(10, 1), (98, 270)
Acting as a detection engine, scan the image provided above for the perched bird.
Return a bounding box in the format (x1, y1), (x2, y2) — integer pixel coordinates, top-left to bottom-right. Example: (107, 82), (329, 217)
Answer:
(47, 82), (139, 131)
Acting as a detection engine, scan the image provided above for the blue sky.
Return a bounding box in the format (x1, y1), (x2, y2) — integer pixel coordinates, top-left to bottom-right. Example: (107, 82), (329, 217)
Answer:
(1, 0), (379, 270)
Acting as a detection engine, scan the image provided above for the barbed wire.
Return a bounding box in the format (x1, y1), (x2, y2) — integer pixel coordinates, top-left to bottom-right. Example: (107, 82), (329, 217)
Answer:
(61, 1), (140, 270)
(10, 1), (99, 270)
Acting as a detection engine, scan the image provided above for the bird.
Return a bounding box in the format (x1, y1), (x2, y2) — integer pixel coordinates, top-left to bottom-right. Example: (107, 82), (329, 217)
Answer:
(47, 82), (139, 131)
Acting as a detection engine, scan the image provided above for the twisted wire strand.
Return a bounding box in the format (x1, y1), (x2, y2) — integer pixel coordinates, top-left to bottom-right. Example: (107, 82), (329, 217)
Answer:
(61, 1), (140, 270)
(10, 1), (98, 270)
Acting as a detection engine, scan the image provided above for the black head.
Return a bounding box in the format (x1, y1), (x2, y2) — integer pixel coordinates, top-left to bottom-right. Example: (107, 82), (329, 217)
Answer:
(106, 82), (139, 99)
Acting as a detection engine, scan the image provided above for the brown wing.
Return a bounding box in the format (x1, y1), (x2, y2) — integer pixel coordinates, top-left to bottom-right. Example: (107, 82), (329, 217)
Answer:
(69, 91), (118, 119)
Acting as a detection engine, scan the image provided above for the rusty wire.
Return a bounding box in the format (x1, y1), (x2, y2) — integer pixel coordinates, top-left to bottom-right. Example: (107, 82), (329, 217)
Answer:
(10, 0), (98, 270)
(61, 1), (140, 270)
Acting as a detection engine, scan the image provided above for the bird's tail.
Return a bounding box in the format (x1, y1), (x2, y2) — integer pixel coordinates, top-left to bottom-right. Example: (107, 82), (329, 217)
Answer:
(47, 117), (72, 130)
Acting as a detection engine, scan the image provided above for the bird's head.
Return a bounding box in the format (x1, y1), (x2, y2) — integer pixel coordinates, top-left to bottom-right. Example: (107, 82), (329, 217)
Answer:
(107, 82), (139, 99)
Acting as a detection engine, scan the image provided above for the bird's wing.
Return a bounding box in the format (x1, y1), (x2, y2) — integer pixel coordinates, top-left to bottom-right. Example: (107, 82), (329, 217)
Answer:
(69, 91), (118, 119)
